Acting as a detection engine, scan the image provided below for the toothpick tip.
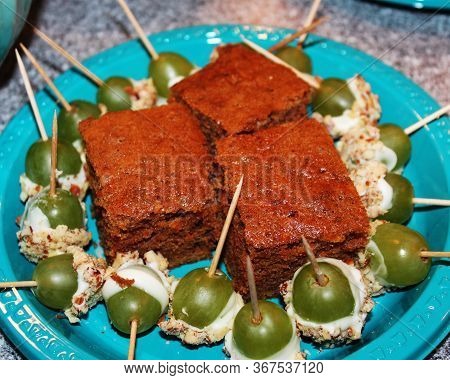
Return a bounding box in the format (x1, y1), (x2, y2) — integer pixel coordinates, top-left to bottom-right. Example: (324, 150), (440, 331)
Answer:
(302, 235), (328, 286)
(246, 255), (262, 324)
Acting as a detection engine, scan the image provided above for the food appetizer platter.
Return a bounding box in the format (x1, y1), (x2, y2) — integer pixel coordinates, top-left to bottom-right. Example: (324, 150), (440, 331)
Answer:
(0, 12), (449, 360)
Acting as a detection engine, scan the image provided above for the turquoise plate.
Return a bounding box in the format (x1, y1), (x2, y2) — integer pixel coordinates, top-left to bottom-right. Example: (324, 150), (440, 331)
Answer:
(373, 0), (450, 10)
(0, 24), (449, 360)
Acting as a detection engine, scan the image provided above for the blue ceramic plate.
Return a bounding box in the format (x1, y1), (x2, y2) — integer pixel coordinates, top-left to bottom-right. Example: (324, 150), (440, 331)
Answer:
(0, 24), (449, 360)
(373, 0), (450, 10)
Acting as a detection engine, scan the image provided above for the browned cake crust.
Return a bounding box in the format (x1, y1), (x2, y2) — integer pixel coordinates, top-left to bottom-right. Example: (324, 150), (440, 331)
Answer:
(170, 44), (312, 146)
(215, 119), (370, 298)
(79, 104), (223, 267)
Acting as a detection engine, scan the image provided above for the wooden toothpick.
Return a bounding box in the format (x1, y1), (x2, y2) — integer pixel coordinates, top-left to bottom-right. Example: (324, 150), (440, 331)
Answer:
(15, 49), (48, 141)
(297, 0), (322, 46)
(301, 236), (328, 286)
(268, 17), (327, 53)
(50, 111), (58, 197)
(241, 35), (320, 89)
(208, 175), (244, 277)
(117, 0), (159, 60)
(246, 255), (262, 325)
(33, 27), (105, 87)
(413, 198), (450, 207)
(0, 281), (37, 288)
(420, 251), (450, 258)
(20, 43), (72, 112)
(404, 104), (450, 135)
(128, 319), (138, 360)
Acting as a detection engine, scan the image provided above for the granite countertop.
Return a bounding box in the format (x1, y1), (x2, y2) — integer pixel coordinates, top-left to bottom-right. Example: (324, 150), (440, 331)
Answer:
(0, 0), (448, 360)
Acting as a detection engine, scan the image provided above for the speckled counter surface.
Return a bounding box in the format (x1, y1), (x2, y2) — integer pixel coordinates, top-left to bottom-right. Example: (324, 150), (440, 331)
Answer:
(0, 0), (449, 360)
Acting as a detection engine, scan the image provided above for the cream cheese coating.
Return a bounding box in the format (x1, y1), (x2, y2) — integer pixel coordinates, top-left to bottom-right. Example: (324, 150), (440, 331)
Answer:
(17, 194), (91, 263)
(313, 75), (381, 139)
(159, 280), (244, 345)
(348, 161), (393, 218)
(282, 258), (374, 343)
(20, 163), (89, 202)
(337, 123), (397, 172)
(102, 251), (172, 314)
(65, 246), (107, 323)
(130, 78), (158, 110)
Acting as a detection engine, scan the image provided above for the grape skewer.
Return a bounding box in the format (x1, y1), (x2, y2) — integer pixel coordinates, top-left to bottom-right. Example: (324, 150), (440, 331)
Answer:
(282, 237), (373, 343)
(224, 256), (303, 360)
(116, 0), (195, 98)
(17, 113), (91, 263)
(312, 76), (381, 138)
(159, 176), (244, 345)
(362, 222), (450, 295)
(0, 247), (107, 322)
(102, 251), (172, 360)
(338, 104), (450, 173)
(341, 104), (450, 223)
(16, 50), (88, 201)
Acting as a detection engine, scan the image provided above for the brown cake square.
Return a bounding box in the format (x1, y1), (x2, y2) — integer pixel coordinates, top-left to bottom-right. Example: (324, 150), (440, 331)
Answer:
(170, 44), (312, 146)
(215, 119), (370, 298)
(79, 104), (223, 267)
